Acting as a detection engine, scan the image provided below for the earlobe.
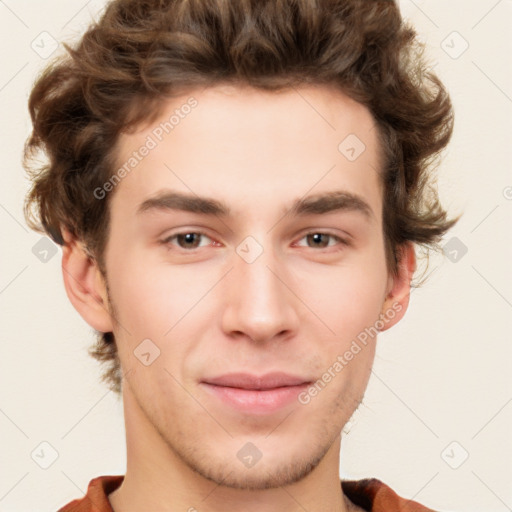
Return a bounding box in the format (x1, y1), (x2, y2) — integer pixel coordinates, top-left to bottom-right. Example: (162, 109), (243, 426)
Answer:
(379, 242), (416, 332)
(61, 228), (114, 333)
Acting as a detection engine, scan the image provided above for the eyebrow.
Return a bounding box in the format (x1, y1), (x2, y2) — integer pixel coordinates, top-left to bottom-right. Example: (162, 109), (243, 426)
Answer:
(136, 189), (375, 222)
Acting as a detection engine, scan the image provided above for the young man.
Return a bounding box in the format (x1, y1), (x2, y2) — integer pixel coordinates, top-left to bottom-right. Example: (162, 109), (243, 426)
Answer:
(23, 0), (459, 510)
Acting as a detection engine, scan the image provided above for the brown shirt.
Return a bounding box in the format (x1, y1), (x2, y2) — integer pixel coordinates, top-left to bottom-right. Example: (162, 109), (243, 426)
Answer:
(57, 475), (440, 511)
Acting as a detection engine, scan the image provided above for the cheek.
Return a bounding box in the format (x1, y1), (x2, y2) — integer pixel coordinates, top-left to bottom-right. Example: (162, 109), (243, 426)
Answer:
(106, 251), (174, 336)
(302, 265), (384, 405)
(107, 263), (197, 382)
(299, 257), (387, 339)
(107, 250), (216, 349)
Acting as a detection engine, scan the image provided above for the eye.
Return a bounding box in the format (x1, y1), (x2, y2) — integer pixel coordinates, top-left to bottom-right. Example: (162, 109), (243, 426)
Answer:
(294, 231), (349, 251)
(160, 230), (350, 252)
(162, 231), (215, 250)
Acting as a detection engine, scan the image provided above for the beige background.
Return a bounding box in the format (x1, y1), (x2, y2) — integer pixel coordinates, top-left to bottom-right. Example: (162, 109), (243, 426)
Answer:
(1, 1), (511, 511)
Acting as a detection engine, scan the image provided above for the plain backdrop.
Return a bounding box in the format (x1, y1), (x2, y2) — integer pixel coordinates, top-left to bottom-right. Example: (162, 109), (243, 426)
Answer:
(1, 1), (511, 511)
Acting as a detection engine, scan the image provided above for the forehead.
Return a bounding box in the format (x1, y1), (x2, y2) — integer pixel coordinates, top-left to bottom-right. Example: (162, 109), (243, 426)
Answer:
(111, 84), (383, 222)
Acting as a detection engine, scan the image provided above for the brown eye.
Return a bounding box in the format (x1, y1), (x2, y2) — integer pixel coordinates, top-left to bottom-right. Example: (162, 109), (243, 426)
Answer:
(296, 232), (349, 250)
(306, 233), (331, 248)
(163, 232), (213, 250)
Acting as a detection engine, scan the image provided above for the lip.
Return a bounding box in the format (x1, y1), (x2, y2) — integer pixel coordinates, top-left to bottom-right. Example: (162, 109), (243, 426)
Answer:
(200, 372), (312, 415)
(202, 372), (311, 390)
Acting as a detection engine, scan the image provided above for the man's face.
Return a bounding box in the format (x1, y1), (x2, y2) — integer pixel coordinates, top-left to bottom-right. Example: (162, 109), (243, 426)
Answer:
(102, 84), (394, 489)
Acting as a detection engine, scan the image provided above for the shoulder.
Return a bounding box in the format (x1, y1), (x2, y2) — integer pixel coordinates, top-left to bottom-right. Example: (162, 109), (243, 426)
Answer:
(57, 475), (124, 512)
(341, 477), (441, 511)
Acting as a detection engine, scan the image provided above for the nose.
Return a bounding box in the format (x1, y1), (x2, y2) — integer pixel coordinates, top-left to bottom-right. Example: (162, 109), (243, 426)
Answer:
(220, 240), (300, 344)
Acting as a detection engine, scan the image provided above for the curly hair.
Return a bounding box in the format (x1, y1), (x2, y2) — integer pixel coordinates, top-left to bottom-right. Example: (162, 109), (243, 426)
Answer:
(23, 0), (460, 395)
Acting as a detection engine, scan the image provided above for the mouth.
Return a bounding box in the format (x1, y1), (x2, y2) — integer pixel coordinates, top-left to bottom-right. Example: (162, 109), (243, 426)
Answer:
(200, 372), (313, 414)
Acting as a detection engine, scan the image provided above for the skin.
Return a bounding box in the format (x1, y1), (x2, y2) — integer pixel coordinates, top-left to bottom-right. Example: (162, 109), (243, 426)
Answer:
(61, 84), (415, 512)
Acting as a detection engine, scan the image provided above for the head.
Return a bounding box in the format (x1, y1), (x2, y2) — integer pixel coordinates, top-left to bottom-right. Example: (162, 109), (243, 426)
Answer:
(23, 0), (459, 490)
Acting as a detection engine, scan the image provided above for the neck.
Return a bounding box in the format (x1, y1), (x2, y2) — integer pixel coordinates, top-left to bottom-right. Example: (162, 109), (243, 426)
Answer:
(108, 384), (354, 512)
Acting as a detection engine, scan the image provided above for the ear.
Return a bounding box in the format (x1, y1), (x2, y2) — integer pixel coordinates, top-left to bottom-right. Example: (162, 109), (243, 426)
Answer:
(378, 242), (416, 332)
(61, 227), (114, 333)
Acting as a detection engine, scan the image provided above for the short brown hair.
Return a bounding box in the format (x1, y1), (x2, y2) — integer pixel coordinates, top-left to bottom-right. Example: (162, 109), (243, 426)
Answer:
(23, 0), (460, 395)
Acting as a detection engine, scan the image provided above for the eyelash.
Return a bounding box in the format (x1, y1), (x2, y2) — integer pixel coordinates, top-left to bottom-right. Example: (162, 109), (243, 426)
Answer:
(160, 230), (350, 252)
